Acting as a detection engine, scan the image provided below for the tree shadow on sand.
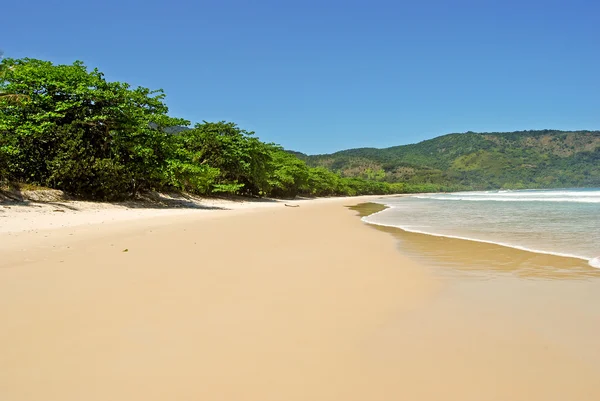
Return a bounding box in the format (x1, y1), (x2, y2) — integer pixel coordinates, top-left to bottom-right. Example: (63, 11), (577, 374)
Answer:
(0, 188), (288, 211)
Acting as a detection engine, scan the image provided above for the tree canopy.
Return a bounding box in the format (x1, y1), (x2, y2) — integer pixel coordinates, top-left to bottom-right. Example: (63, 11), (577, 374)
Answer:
(0, 57), (417, 199)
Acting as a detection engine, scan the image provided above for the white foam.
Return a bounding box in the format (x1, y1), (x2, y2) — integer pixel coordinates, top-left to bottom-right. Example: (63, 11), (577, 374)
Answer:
(590, 257), (600, 269)
(414, 189), (600, 203)
(414, 196), (600, 203)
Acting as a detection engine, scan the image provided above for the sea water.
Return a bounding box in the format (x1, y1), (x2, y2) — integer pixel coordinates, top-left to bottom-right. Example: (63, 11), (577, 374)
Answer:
(366, 188), (600, 269)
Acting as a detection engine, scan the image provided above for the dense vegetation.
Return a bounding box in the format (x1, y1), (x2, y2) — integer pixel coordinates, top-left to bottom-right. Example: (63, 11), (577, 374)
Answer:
(0, 57), (420, 200)
(3, 58), (597, 201)
(302, 130), (600, 189)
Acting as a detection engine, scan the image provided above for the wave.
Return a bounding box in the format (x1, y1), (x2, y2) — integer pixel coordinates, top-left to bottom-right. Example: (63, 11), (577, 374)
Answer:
(450, 190), (600, 197)
(362, 208), (598, 268)
(414, 196), (600, 203)
(414, 189), (600, 203)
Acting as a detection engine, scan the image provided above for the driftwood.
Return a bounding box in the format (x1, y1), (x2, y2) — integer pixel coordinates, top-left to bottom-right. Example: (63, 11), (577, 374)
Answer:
(284, 204), (300, 208)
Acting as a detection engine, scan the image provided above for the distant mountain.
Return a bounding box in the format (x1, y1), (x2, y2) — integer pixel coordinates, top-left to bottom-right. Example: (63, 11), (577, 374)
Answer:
(284, 150), (310, 159)
(302, 130), (600, 190)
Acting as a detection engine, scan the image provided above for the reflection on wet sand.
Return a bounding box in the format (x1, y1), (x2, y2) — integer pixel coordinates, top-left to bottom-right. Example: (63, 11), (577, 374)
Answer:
(350, 203), (600, 280)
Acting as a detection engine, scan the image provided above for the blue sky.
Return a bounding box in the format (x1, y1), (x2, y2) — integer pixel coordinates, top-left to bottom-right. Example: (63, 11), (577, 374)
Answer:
(2, 0), (599, 154)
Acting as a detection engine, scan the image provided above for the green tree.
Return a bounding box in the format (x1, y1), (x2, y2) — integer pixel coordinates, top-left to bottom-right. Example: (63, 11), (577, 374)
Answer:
(177, 121), (273, 196)
(267, 147), (309, 198)
(0, 58), (185, 199)
(304, 167), (343, 196)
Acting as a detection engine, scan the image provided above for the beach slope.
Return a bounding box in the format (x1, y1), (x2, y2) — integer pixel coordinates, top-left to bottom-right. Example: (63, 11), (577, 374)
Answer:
(1, 198), (599, 401)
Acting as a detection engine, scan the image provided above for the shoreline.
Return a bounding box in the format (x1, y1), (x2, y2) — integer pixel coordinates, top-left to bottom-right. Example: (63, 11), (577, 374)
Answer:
(353, 202), (600, 279)
(361, 200), (599, 269)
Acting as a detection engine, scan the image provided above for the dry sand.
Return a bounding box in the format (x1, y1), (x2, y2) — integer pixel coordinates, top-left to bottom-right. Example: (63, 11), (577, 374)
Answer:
(0, 194), (287, 235)
(1, 197), (600, 401)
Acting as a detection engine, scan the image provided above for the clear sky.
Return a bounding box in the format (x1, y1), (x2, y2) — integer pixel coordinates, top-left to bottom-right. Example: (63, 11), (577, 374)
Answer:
(2, 0), (599, 154)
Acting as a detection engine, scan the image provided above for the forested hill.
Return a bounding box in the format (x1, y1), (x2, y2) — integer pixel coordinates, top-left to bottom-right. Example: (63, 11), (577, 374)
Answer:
(300, 130), (600, 190)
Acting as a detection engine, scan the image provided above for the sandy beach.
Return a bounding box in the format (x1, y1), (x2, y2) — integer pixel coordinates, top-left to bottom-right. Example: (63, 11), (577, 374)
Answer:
(1, 197), (600, 401)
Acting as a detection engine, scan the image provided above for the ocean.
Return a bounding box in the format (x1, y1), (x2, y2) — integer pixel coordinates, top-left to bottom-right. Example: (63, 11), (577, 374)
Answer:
(366, 188), (600, 271)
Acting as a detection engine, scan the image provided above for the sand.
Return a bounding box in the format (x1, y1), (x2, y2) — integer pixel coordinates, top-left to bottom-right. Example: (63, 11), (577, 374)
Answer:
(0, 194), (289, 235)
(1, 197), (600, 401)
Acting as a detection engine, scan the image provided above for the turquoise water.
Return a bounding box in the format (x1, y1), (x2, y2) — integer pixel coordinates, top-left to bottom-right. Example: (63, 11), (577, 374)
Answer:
(366, 189), (600, 268)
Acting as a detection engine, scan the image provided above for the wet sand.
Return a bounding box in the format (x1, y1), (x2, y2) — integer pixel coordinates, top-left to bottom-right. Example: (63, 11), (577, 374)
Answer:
(358, 203), (600, 399)
(373, 220), (600, 280)
(1, 198), (600, 400)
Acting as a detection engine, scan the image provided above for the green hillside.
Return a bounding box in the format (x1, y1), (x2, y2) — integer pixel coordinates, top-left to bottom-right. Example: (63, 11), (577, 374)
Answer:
(302, 130), (600, 189)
